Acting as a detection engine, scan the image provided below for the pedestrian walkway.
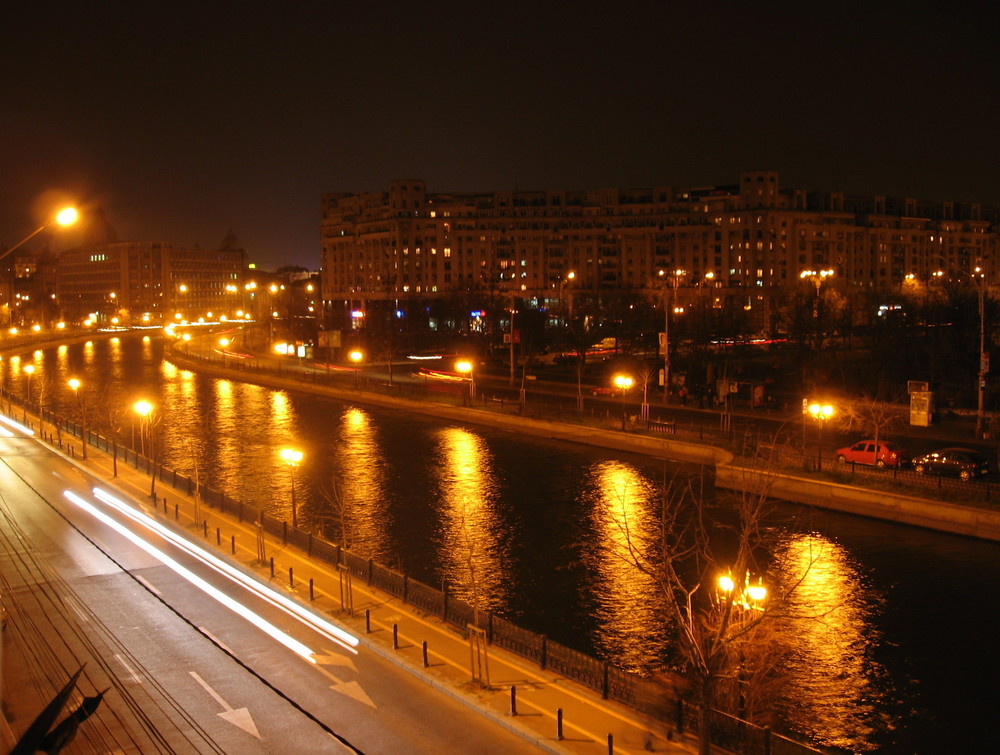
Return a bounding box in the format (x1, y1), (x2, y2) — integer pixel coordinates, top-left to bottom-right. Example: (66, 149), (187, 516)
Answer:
(29, 417), (701, 754)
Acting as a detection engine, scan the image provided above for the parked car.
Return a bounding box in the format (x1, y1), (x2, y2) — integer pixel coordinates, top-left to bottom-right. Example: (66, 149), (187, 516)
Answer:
(835, 440), (910, 468)
(911, 447), (990, 482)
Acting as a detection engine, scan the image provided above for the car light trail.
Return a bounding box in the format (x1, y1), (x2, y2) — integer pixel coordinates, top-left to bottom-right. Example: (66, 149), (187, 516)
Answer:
(0, 415), (34, 435)
(63, 489), (317, 660)
(90, 487), (359, 653)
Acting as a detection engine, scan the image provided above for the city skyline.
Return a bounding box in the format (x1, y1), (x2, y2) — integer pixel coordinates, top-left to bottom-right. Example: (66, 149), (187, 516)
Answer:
(2, 2), (997, 270)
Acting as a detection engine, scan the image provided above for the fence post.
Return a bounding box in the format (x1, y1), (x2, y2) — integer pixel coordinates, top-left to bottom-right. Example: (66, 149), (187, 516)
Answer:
(602, 661), (610, 699)
(540, 635), (547, 670)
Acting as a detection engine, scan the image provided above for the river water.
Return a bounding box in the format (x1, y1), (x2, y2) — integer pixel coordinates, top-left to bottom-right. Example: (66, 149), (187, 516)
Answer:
(4, 334), (998, 753)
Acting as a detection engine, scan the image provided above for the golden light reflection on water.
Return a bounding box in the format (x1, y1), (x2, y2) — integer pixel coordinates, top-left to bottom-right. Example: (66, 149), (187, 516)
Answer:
(334, 407), (391, 561)
(585, 460), (666, 673)
(434, 427), (509, 615)
(771, 532), (891, 751)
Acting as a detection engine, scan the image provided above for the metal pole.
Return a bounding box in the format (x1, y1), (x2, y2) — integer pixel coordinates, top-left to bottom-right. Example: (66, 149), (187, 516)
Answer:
(290, 465), (297, 530)
(662, 280), (670, 404)
(977, 279), (987, 439)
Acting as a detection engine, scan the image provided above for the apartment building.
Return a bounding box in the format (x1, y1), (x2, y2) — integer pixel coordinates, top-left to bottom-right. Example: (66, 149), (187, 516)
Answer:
(321, 172), (999, 330)
(56, 212), (247, 324)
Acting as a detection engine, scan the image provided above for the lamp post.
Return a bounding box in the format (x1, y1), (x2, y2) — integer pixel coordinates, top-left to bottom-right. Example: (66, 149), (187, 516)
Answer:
(67, 378), (87, 459)
(0, 206), (78, 264)
(280, 447), (303, 530)
(562, 270), (576, 323)
(133, 400), (156, 497)
(658, 269), (686, 404)
(806, 401), (835, 472)
(22, 364), (34, 423)
(455, 359), (475, 401)
(613, 373), (634, 432)
(349, 349), (364, 389)
(973, 266), (987, 439)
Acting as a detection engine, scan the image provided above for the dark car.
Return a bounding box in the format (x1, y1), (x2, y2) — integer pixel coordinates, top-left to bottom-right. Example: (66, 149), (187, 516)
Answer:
(911, 447), (990, 482)
(835, 440), (910, 469)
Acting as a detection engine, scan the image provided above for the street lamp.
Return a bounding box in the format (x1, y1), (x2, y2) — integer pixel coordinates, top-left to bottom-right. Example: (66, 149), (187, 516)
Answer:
(613, 373), (634, 431)
(280, 447), (303, 529)
(717, 571), (768, 610)
(22, 364), (35, 423)
(658, 268), (686, 404)
(349, 349), (364, 388)
(0, 206), (78, 263)
(133, 400), (156, 497)
(67, 378), (87, 459)
(806, 401), (835, 472)
(455, 359), (475, 400)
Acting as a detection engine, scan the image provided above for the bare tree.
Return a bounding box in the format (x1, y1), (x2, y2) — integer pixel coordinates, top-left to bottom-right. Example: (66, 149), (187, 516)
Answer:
(609, 448), (808, 754)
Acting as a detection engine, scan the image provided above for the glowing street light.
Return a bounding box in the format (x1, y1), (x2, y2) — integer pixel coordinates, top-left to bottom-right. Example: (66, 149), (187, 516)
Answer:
(806, 401), (836, 472)
(133, 400), (157, 497)
(67, 378), (87, 459)
(718, 571), (768, 610)
(22, 364), (35, 423)
(280, 448), (304, 529)
(349, 349), (364, 388)
(0, 205), (79, 262)
(613, 373), (634, 431)
(455, 358), (476, 400)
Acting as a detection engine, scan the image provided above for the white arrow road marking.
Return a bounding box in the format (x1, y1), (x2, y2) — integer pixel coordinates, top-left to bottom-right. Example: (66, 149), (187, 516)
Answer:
(311, 653), (358, 672)
(312, 651), (376, 709)
(189, 671), (261, 739)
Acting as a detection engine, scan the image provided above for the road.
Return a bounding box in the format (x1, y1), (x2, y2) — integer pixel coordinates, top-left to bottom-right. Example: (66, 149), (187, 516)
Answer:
(1, 419), (541, 753)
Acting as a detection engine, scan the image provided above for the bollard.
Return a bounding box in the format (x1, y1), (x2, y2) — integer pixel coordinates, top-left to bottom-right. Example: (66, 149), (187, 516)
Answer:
(422, 640), (428, 667)
(392, 623), (399, 649)
(203, 520), (208, 537)
(216, 527), (221, 545)
(269, 557), (275, 578)
(163, 498), (167, 514)
(365, 609), (371, 634)
(231, 535), (236, 555)
(607, 733), (613, 754)
(510, 685), (517, 716)
(289, 567), (294, 588)
(557, 708), (563, 740)
(174, 503), (179, 520)
(309, 578), (314, 601)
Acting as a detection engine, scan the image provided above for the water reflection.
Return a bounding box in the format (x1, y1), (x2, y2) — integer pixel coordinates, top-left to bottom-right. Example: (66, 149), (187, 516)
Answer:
(584, 460), (666, 673)
(332, 407), (391, 561)
(771, 532), (892, 752)
(433, 426), (509, 616)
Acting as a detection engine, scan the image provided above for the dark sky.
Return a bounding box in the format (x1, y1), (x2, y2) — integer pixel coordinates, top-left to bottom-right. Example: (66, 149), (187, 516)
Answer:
(2, 2), (997, 270)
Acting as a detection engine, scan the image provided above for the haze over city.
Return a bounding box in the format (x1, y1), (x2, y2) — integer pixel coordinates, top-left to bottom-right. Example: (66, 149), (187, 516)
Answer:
(2, 2), (997, 269)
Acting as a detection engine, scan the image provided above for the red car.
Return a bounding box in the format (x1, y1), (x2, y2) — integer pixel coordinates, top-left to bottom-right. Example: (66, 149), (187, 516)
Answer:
(836, 440), (910, 469)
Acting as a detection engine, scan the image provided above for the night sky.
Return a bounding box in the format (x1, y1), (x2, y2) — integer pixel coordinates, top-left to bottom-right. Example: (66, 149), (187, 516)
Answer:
(2, 2), (997, 270)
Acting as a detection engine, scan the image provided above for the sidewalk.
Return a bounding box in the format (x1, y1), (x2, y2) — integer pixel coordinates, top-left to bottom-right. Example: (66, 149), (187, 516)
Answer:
(34, 421), (700, 755)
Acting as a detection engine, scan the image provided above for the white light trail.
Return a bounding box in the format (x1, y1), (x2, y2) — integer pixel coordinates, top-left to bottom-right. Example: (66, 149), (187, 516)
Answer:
(90, 486), (359, 653)
(0, 415), (34, 436)
(63, 489), (317, 660)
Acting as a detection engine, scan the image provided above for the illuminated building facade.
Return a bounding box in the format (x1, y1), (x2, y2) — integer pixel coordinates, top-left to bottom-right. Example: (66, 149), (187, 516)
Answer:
(56, 214), (247, 324)
(320, 172), (999, 330)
